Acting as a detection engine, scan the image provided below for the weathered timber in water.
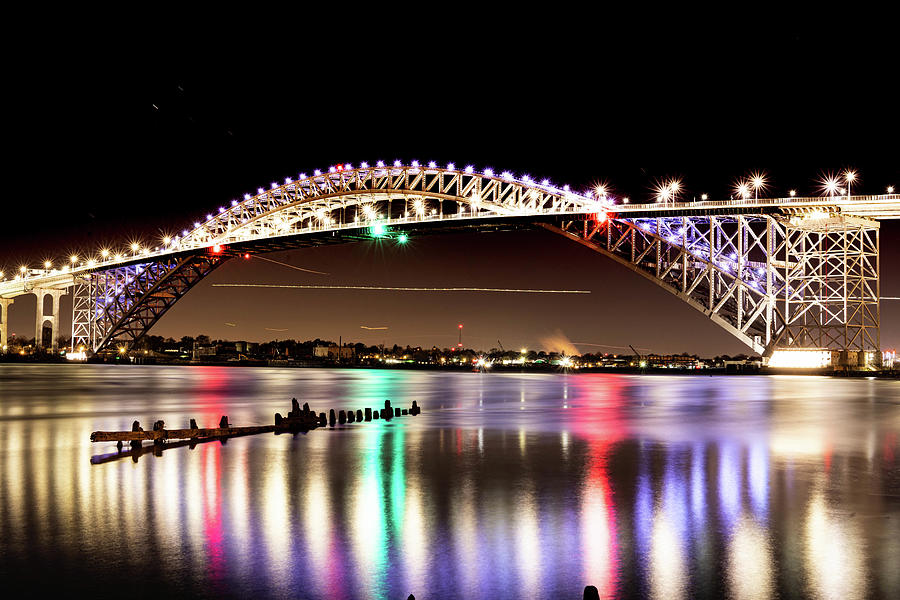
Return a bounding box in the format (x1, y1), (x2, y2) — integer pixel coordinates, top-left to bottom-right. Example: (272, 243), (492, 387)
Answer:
(91, 424), (276, 443)
(92, 397), (424, 448)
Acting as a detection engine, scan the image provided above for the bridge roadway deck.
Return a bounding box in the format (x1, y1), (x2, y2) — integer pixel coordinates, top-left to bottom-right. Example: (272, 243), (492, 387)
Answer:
(2, 193), (898, 300)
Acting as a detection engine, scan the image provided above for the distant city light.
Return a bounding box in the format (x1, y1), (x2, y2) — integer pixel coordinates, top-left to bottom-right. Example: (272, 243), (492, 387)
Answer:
(789, 190), (797, 197)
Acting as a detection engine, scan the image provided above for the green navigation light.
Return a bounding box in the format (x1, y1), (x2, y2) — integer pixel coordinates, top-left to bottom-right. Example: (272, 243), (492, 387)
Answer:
(397, 233), (408, 244)
(371, 223), (387, 237)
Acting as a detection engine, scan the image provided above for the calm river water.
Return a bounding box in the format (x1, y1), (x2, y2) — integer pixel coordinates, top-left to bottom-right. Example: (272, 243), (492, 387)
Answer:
(0, 365), (898, 599)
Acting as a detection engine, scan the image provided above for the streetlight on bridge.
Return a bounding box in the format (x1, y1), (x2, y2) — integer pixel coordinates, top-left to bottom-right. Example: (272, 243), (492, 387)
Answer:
(844, 169), (857, 198)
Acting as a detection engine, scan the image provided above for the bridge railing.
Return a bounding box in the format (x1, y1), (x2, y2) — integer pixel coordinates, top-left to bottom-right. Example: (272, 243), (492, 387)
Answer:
(612, 193), (899, 212)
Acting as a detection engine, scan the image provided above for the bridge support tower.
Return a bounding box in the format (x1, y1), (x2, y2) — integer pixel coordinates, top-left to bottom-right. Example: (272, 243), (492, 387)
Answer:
(0, 297), (12, 352)
(33, 288), (64, 353)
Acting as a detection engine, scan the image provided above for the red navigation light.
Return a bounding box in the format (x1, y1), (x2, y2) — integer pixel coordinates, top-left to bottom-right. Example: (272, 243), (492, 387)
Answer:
(595, 211), (608, 224)
(243, 253), (251, 260)
(457, 343), (463, 347)
(458, 324), (463, 329)
(211, 244), (223, 254)
(335, 163), (344, 171)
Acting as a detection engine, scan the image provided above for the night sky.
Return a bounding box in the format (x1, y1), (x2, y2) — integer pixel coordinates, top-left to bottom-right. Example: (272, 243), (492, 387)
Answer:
(2, 21), (897, 355)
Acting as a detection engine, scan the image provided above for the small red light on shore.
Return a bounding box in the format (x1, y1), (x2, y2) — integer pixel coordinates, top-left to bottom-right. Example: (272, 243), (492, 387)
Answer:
(212, 244), (223, 254)
(243, 253), (251, 259)
(458, 343), (463, 347)
(458, 324), (463, 329)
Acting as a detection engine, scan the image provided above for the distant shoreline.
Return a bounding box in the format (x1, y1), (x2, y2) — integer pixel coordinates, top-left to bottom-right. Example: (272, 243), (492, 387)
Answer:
(1, 357), (896, 378)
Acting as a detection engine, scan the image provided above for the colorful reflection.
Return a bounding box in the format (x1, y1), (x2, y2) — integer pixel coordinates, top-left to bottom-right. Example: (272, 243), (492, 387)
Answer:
(0, 366), (897, 599)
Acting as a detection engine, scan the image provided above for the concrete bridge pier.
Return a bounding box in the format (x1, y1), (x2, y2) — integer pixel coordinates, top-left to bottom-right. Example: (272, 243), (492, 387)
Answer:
(0, 297), (12, 352)
(33, 289), (64, 353)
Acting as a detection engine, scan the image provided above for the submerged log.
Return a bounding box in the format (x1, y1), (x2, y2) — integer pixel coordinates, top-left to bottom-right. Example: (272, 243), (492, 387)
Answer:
(91, 424), (276, 443)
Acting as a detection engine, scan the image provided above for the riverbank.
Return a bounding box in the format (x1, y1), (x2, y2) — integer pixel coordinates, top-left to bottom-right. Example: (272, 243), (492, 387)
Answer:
(1, 354), (897, 377)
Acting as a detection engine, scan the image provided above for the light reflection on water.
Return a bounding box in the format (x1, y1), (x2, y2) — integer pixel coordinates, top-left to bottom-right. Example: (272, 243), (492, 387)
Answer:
(0, 365), (898, 599)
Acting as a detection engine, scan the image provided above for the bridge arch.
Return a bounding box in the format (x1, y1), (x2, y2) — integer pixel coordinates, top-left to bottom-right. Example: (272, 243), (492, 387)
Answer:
(62, 164), (880, 357)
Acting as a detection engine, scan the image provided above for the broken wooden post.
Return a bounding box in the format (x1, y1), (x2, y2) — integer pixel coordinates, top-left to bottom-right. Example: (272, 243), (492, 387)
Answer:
(402, 409), (408, 415)
(373, 411), (379, 420)
(365, 408), (372, 421)
(411, 400), (420, 415)
(347, 411), (355, 423)
(584, 585), (600, 600)
(131, 420), (143, 448)
(356, 409), (363, 422)
(219, 415), (229, 429)
(319, 412), (327, 426)
(152, 420), (166, 446)
(275, 413), (283, 426)
(394, 408), (401, 417)
(338, 410), (347, 425)
(189, 418), (198, 429)
(329, 409), (336, 427)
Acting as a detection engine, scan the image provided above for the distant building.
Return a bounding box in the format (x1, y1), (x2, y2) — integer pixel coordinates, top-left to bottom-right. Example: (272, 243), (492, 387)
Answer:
(646, 354), (702, 369)
(193, 343), (217, 360)
(235, 341), (258, 354)
(313, 345), (355, 359)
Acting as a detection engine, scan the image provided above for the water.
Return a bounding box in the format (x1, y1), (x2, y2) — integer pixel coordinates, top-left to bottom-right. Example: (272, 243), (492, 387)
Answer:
(0, 365), (898, 599)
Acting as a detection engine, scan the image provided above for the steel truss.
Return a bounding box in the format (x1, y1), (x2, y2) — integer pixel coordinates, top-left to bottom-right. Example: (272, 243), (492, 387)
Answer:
(177, 165), (596, 251)
(71, 254), (225, 352)
(548, 211), (880, 356)
(59, 163), (880, 357)
(776, 214), (879, 353)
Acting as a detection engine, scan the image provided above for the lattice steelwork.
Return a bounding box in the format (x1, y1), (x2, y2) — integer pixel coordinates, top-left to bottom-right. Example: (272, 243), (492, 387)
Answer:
(777, 214), (879, 353)
(548, 210), (880, 356)
(71, 254), (225, 352)
(175, 164), (597, 250)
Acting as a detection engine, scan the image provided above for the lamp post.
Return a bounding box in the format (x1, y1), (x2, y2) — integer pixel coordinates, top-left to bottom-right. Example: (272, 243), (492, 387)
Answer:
(844, 170), (856, 199)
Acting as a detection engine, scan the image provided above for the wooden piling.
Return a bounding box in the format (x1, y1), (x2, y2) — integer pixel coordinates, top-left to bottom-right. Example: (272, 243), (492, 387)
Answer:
(356, 409), (363, 422)
(338, 410), (347, 425)
(189, 418), (198, 429)
(347, 411), (355, 423)
(329, 409), (336, 427)
(219, 415), (229, 429)
(365, 408), (372, 421)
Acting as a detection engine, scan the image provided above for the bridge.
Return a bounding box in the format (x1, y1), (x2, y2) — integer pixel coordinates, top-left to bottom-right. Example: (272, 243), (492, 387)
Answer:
(1, 162), (897, 365)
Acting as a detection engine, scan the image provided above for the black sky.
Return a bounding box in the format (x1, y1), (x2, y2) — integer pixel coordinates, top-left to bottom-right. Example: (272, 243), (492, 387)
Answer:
(2, 18), (898, 354)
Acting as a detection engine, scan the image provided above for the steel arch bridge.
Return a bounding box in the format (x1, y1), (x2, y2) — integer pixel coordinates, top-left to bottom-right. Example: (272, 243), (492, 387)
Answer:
(1, 162), (896, 360)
